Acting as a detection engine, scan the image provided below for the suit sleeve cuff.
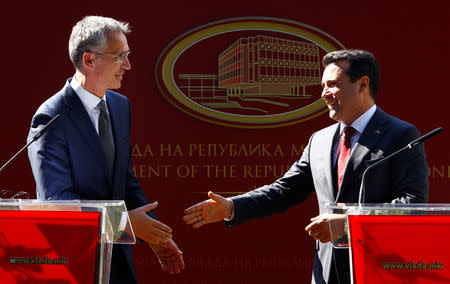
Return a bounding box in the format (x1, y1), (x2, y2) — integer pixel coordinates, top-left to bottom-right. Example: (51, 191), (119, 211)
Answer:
(224, 198), (235, 221)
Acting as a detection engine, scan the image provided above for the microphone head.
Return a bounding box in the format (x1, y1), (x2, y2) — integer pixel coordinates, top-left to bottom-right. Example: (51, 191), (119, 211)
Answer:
(408, 127), (443, 148)
(32, 114), (61, 141)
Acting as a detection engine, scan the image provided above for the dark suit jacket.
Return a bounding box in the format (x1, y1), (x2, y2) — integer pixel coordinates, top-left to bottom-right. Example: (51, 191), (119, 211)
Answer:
(28, 78), (152, 284)
(226, 108), (429, 284)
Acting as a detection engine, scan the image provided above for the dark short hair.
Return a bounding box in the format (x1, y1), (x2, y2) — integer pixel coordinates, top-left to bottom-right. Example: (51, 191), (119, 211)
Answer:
(322, 49), (380, 100)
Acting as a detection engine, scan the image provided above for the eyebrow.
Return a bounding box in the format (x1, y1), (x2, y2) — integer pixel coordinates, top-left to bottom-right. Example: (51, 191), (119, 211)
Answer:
(321, 79), (337, 87)
(112, 49), (130, 56)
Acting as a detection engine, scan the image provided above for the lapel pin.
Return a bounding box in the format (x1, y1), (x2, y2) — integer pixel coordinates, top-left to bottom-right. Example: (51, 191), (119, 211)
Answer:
(375, 130), (381, 135)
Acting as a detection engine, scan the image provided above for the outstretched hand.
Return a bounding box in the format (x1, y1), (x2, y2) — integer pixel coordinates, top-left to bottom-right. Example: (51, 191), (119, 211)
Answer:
(128, 201), (173, 245)
(150, 239), (185, 274)
(183, 191), (233, 228)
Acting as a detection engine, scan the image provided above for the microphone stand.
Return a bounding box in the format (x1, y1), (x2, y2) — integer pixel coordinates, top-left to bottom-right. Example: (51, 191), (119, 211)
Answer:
(0, 114), (61, 175)
(358, 127), (442, 205)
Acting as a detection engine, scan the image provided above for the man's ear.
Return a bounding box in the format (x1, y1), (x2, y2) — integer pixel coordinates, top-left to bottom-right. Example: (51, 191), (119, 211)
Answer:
(82, 52), (95, 69)
(359, 76), (369, 92)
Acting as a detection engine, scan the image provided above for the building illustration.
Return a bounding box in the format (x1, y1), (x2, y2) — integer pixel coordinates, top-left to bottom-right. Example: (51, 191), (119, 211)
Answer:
(218, 35), (321, 97)
(177, 35), (322, 114)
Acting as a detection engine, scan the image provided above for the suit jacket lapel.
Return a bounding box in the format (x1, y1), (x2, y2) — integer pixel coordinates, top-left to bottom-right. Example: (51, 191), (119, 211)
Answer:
(321, 124), (340, 201)
(62, 81), (112, 183)
(338, 108), (388, 198)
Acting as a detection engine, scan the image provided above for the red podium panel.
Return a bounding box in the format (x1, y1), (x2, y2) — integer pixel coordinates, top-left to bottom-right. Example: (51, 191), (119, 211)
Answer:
(0, 210), (100, 283)
(348, 215), (450, 284)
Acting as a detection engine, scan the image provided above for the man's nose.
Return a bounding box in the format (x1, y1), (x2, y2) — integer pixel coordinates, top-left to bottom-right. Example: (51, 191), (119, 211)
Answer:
(321, 88), (336, 101)
(122, 56), (131, 70)
(321, 87), (329, 99)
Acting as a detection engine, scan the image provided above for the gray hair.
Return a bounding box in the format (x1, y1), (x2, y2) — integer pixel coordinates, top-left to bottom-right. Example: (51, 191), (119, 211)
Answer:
(69, 16), (131, 69)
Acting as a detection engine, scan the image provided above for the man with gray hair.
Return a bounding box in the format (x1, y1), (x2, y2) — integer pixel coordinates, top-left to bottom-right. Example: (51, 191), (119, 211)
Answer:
(28, 16), (184, 283)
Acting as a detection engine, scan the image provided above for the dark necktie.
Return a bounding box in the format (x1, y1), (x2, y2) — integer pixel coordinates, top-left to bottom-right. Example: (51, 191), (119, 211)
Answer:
(98, 100), (115, 175)
(336, 126), (356, 190)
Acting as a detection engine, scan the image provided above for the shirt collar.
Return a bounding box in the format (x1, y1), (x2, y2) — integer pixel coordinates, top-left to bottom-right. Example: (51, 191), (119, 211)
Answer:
(70, 76), (106, 111)
(340, 104), (377, 135)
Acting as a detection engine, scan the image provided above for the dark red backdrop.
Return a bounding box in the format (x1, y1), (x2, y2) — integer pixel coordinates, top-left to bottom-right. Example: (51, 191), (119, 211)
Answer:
(4, 1), (449, 283)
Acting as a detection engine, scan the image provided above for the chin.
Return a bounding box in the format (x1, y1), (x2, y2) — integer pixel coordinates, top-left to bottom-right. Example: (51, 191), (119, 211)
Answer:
(329, 108), (345, 122)
(109, 83), (121, 90)
(329, 111), (338, 121)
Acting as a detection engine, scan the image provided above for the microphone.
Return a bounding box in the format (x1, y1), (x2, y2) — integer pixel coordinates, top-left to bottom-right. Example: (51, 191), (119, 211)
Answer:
(30, 114), (61, 141)
(358, 127), (442, 205)
(407, 127), (442, 148)
(0, 114), (61, 175)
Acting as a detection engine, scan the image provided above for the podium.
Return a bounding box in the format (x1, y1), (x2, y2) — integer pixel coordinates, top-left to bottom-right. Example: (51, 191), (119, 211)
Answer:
(0, 199), (135, 283)
(327, 203), (450, 284)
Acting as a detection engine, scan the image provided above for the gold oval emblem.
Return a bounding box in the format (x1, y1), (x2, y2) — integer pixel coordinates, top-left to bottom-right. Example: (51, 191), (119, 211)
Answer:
(156, 17), (345, 128)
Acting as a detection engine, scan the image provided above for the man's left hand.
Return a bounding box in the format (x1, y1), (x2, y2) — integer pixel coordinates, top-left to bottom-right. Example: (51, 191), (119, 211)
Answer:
(149, 239), (185, 274)
(305, 214), (346, 243)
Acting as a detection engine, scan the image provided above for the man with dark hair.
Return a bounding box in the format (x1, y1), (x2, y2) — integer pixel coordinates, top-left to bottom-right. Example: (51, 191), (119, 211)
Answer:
(28, 16), (184, 283)
(183, 49), (429, 283)
(322, 49), (380, 100)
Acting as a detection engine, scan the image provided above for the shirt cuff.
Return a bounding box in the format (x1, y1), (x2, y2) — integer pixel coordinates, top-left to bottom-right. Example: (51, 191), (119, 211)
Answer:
(223, 198), (235, 221)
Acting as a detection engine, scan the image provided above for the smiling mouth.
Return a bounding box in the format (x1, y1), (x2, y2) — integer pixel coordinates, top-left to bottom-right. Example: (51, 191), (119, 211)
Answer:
(325, 100), (338, 109)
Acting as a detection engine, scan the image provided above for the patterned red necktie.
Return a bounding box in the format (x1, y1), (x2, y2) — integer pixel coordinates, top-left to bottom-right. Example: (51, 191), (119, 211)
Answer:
(336, 126), (356, 190)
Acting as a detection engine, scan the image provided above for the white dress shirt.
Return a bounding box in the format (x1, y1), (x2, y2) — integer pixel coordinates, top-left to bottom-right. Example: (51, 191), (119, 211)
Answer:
(70, 76), (109, 134)
(332, 104), (377, 166)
